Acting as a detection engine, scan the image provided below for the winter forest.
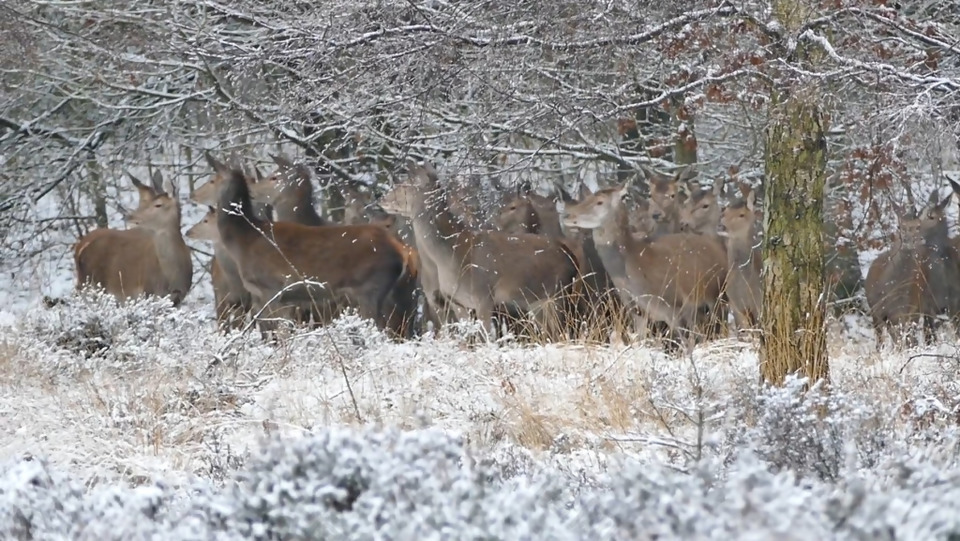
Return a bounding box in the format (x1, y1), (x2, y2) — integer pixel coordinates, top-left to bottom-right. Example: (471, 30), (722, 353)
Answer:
(2, 0), (960, 539)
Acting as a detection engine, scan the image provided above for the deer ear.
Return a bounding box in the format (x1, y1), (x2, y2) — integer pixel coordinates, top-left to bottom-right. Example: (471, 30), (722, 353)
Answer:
(713, 177), (725, 197)
(676, 163), (698, 183)
(612, 183), (630, 200)
(205, 151), (226, 173)
(151, 169), (165, 193)
(163, 177), (178, 199)
(128, 171), (148, 190)
(270, 154), (294, 169)
(936, 191), (952, 211)
(746, 189), (757, 212)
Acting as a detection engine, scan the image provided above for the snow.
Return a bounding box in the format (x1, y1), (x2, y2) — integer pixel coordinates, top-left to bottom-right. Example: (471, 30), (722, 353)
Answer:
(2, 188), (960, 538)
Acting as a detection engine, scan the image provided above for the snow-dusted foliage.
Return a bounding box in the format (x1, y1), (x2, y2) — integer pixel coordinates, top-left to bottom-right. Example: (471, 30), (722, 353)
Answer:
(3, 296), (960, 540)
(3, 383), (960, 541)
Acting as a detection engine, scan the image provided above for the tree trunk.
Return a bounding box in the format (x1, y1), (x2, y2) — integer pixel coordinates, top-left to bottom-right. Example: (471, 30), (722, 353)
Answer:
(760, 89), (829, 386)
(85, 156), (108, 229)
(672, 95), (698, 167)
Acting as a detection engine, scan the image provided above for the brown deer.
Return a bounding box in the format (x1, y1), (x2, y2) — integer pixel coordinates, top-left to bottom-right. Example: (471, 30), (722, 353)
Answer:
(198, 152), (345, 328)
(495, 182), (633, 341)
(340, 183), (454, 333)
(678, 178), (725, 235)
(379, 161), (582, 340)
(866, 185), (960, 348)
(186, 207), (252, 331)
(250, 154), (327, 226)
(213, 166), (416, 339)
(719, 188), (763, 330)
(560, 183), (728, 351)
(638, 164), (697, 235)
(244, 154), (420, 337)
(192, 155), (274, 330)
(74, 170), (193, 306)
(494, 182), (566, 239)
(676, 177), (731, 337)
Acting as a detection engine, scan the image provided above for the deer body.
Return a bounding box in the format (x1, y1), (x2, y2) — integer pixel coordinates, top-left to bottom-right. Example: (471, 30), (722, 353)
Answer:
(249, 155), (418, 336)
(215, 169), (409, 336)
(720, 191), (763, 329)
(187, 206), (255, 330)
(74, 171), (193, 306)
(381, 163), (580, 338)
(865, 187), (960, 348)
(561, 185), (726, 348)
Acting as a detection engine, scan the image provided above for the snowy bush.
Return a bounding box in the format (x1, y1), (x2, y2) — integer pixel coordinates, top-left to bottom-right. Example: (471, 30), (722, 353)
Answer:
(2, 385), (960, 541)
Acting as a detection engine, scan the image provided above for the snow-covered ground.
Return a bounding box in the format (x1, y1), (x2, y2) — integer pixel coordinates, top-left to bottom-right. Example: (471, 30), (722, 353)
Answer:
(2, 192), (960, 539)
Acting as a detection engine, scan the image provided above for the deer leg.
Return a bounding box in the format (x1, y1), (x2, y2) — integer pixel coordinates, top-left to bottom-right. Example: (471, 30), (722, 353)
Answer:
(922, 315), (937, 346)
(475, 300), (497, 342)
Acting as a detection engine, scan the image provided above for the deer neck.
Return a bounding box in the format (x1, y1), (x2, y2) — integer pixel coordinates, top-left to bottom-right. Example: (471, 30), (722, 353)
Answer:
(150, 225), (193, 299)
(589, 204), (640, 286)
(923, 227), (951, 256)
(273, 193), (324, 226)
(213, 241), (242, 279)
(408, 190), (469, 263)
(727, 224), (760, 269)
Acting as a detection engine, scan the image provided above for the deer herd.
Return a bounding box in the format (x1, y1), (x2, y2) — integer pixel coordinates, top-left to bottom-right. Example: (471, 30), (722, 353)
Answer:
(70, 152), (960, 352)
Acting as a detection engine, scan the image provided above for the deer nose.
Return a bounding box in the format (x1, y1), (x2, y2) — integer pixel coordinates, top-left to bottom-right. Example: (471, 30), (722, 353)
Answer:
(651, 212), (662, 221)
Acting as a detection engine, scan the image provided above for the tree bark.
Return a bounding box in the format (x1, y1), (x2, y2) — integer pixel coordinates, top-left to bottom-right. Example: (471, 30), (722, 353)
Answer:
(85, 156), (108, 229)
(760, 89), (829, 386)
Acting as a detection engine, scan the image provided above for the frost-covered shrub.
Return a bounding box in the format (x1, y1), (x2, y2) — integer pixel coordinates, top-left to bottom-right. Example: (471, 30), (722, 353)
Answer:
(4, 424), (960, 540)
(719, 374), (904, 483)
(16, 288), (215, 372)
(0, 457), (87, 540)
(198, 426), (574, 540)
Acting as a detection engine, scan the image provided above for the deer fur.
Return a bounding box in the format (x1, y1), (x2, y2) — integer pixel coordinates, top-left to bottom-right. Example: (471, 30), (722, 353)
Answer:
(74, 170), (193, 306)
(560, 184), (728, 350)
(865, 185), (960, 348)
(720, 189), (763, 330)
(379, 162), (581, 339)
(214, 167), (413, 338)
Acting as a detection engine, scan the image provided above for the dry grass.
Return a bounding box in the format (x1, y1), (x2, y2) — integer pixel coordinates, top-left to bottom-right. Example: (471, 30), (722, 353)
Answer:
(1, 300), (959, 490)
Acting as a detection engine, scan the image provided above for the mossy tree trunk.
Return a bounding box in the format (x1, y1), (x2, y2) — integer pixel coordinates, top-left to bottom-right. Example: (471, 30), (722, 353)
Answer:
(672, 95), (698, 167)
(85, 154), (108, 229)
(760, 89), (829, 386)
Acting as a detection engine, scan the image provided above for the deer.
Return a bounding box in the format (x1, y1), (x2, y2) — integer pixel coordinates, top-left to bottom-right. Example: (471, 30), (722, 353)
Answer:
(674, 177), (731, 337)
(74, 170), (193, 307)
(638, 164), (698, 236)
(379, 161), (582, 340)
(186, 207), (252, 331)
(493, 181), (566, 239)
(719, 188), (763, 331)
(245, 154), (420, 337)
(866, 185), (960, 349)
(560, 183), (728, 351)
(340, 183), (455, 333)
(197, 152), (345, 328)
(494, 182), (635, 341)
(212, 166), (416, 339)
(191, 154), (274, 331)
(678, 178), (725, 235)
(249, 154), (327, 226)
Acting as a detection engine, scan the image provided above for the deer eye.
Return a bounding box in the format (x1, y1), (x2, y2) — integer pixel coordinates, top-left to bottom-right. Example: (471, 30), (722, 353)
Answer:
(702, 204), (709, 209)
(596, 201), (603, 206)
(154, 203), (162, 208)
